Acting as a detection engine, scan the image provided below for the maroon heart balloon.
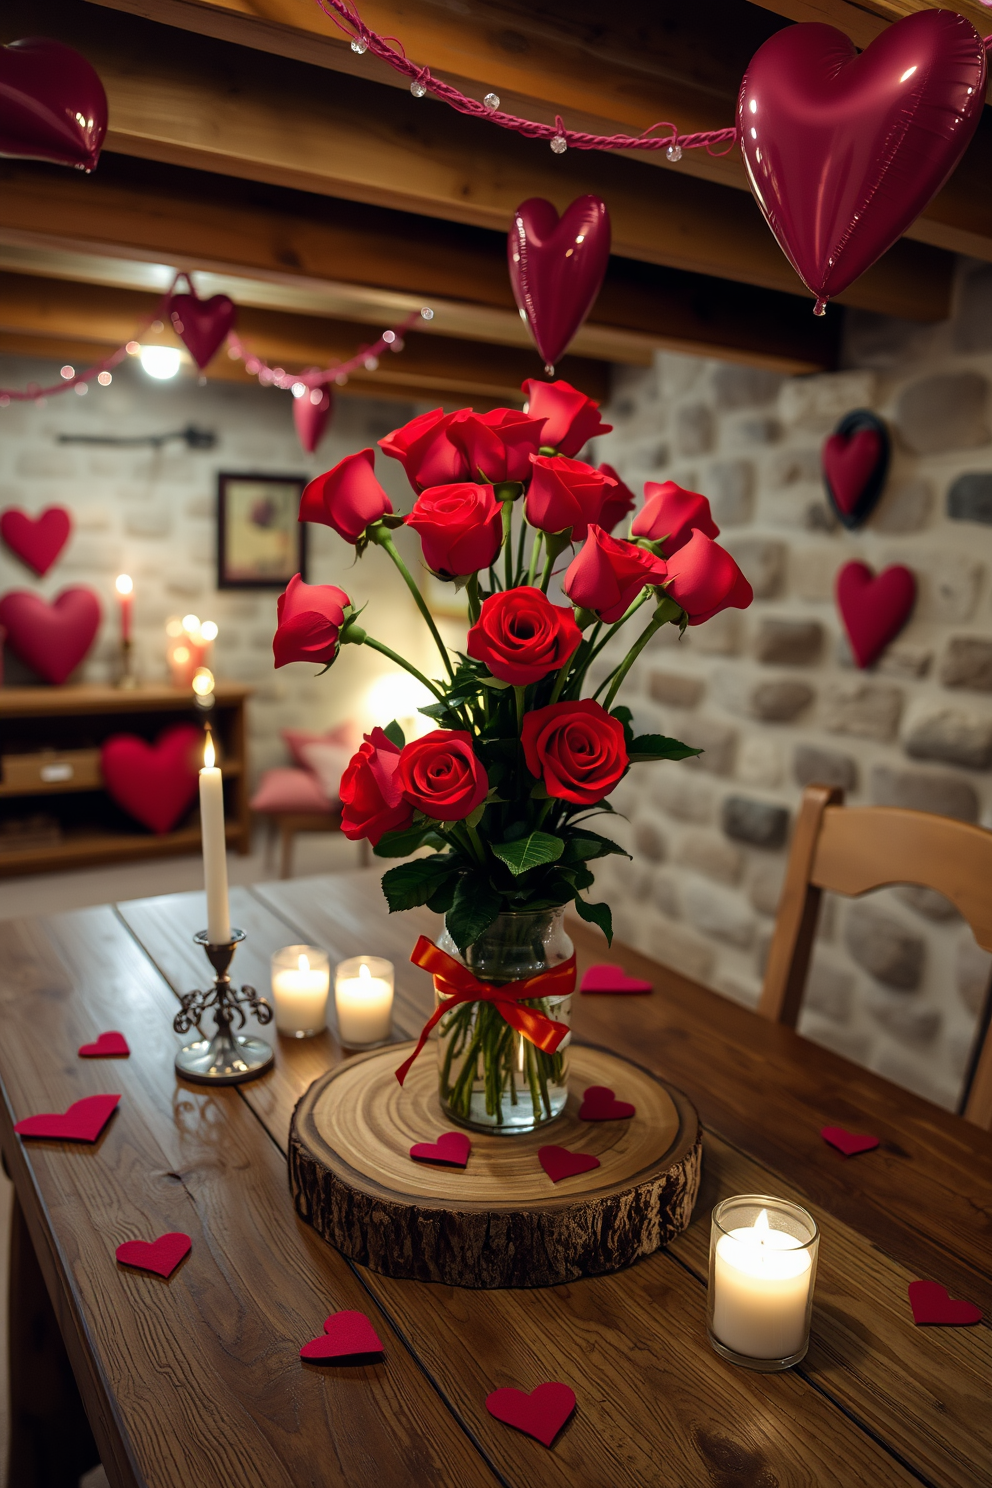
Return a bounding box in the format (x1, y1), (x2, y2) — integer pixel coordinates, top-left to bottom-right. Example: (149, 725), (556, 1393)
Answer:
(293, 382), (333, 454)
(0, 38), (107, 171)
(168, 290), (237, 369)
(0, 586), (100, 684)
(101, 725), (202, 835)
(508, 195), (610, 371)
(739, 12), (986, 312)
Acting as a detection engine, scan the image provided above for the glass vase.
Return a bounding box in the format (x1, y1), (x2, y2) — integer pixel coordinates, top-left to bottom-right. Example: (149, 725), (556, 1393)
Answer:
(435, 906), (572, 1134)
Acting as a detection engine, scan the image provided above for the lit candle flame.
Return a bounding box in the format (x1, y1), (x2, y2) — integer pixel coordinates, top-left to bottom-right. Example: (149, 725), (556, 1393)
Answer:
(753, 1209), (770, 1242)
(203, 734), (216, 769)
(299, 954), (310, 972)
(359, 963), (370, 980)
(115, 573), (133, 596)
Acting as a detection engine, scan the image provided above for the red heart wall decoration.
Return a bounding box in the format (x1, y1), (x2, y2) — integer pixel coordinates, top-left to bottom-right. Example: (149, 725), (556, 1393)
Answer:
(836, 561), (916, 669)
(293, 383), (333, 454)
(168, 289), (237, 369)
(79, 1032), (130, 1058)
(116, 1233), (191, 1278)
(15, 1093), (120, 1142)
(485, 1382), (576, 1447)
(739, 12), (986, 311)
(0, 506), (72, 574)
(908, 1280), (982, 1326)
(300, 1310), (383, 1361)
(0, 38), (108, 172)
(822, 412), (890, 529)
(538, 1146), (600, 1183)
(409, 1132), (471, 1167)
(508, 195), (610, 371)
(101, 724), (202, 835)
(0, 587), (101, 684)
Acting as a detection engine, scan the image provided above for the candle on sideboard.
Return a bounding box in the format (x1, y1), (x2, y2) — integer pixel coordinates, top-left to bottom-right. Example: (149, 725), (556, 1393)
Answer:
(271, 946), (330, 1037)
(199, 729), (230, 945)
(115, 573), (133, 641)
(708, 1197), (818, 1369)
(334, 956), (394, 1048)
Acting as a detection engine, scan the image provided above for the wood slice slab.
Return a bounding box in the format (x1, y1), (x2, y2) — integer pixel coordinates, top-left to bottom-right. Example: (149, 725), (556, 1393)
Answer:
(289, 1041), (701, 1288)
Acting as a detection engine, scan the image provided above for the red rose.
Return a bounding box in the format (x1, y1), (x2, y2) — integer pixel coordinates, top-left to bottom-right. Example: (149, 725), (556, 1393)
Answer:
(467, 586), (582, 685)
(521, 699), (627, 805)
(631, 481), (719, 555)
(406, 482), (503, 576)
(521, 379), (612, 457)
(663, 529), (753, 625)
(299, 448), (392, 544)
(563, 526), (667, 623)
(596, 463), (637, 534)
(397, 729), (489, 821)
(379, 407), (544, 491)
(340, 727), (414, 845)
(272, 574), (350, 668)
(525, 456), (616, 540)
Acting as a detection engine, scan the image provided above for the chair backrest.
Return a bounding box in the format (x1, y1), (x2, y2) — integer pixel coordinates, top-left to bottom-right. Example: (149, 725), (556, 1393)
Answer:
(759, 784), (992, 1129)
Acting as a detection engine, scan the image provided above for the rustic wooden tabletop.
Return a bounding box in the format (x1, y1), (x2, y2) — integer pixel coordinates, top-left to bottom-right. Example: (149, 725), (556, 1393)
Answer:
(1, 869), (990, 1487)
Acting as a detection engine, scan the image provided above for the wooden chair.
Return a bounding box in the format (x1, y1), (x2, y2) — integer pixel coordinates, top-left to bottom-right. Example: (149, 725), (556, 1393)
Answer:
(261, 810), (370, 879)
(759, 784), (992, 1129)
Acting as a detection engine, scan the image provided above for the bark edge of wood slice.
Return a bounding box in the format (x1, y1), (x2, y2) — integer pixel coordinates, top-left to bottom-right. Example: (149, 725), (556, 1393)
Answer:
(289, 1040), (702, 1288)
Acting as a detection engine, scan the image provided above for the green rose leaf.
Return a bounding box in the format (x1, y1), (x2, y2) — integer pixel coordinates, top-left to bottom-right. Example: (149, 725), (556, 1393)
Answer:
(445, 876), (502, 951)
(573, 896), (614, 945)
(372, 824), (446, 859)
(627, 733), (702, 762)
(491, 832), (565, 876)
(383, 719), (406, 749)
(381, 857), (458, 912)
(560, 830), (629, 863)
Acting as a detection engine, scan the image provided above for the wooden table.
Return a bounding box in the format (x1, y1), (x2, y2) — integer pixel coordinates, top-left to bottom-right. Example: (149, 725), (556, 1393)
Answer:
(2, 871), (990, 1488)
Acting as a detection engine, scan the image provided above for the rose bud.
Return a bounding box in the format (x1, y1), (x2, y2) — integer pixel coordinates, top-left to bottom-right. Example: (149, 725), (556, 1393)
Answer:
(521, 699), (628, 805)
(378, 408), (544, 491)
(406, 482), (503, 577)
(596, 463), (637, 534)
(378, 409), (460, 491)
(563, 526), (668, 623)
(397, 729), (489, 821)
(299, 448), (393, 544)
(473, 408), (547, 483)
(631, 480), (719, 555)
(663, 529), (753, 625)
(525, 456), (616, 540)
(272, 574), (351, 668)
(521, 379), (612, 457)
(339, 727), (414, 845)
(467, 586), (582, 686)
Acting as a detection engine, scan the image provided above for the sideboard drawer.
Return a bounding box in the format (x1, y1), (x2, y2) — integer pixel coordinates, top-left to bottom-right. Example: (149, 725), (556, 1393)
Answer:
(0, 749), (103, 795)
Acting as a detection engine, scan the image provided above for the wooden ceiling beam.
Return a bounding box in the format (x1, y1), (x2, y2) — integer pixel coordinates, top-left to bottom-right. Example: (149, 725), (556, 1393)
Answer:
(749, 0), (992, 50)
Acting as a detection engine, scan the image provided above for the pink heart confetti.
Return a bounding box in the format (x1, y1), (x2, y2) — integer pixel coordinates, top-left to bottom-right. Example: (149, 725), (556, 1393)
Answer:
(578, 1085), (635, 1121)
(908, 1280), (982, 1326)
(409, 1132), (471, 1167)
(486, 1382), (576, 1446)
(538, 1146), (600, 1183)
(580, 963), (652, 995)
(116, 1232), (191, 1278)
(14, 1093), (120, 1142)
(78, 1031), (130, 1058)
(821, 1125), (879, 1157)
(300, 1310), (384, 1361)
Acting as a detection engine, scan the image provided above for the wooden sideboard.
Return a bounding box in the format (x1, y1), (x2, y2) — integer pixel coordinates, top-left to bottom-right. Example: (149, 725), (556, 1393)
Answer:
(0, 683), (252, 877)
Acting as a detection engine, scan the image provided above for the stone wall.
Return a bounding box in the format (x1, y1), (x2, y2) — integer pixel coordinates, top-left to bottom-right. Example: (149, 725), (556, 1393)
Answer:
(589, 260), (992, 1111)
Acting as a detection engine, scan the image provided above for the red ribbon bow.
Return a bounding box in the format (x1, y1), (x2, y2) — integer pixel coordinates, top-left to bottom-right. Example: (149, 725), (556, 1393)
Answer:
(395, 935), (575, 1086)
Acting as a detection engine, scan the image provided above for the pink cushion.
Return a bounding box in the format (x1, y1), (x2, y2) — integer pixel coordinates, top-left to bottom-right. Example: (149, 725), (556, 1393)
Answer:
(297, 740), (352, 801)
(250, 767), (333, 814)
(282, 721), (360, 769)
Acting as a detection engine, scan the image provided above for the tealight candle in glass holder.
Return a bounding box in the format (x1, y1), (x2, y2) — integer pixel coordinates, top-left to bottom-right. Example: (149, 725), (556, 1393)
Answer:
(270, 945), (330, 1037)
(334, 956), (394, 1049)
(708, 1194), (818, 1371)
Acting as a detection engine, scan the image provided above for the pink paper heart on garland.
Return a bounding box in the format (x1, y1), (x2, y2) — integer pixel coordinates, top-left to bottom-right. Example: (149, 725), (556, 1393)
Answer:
(579, 1085), (635, 1121)
(580, 963), (652, 996)
(0, 587), (100, 685)
(485, 1382), (576, 1447)
(908, 1280), (982, 1326)
(821, 1125), (878, 1157)
(300, 1310), (383, 1362)
(822, 411), (890, 529)
(293, 382), (333, 454)
(79, 1031), (130, 1058)
(836, 561), (916, 669)
(14, 1093), (120, 1142)
(739, 12), (986, 312)
(508, 195), (610, 370)
(0, 506), (72, 575)
(101, 724), (201, 835)
(0, 37), (108, 171)
(538, 1146), (600, 1183)
(116, 1232), (191, 1278)
(168, 288), (237, 369)
(409, 1132), (471, 1168)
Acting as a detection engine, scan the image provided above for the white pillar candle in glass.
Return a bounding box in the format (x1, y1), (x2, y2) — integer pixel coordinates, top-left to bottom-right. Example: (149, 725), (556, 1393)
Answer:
(334, 956), (394, 1048)
(199, 731), (230, 945)
(271, 946), (330, 1037)
(707, 1195), (818, 1370)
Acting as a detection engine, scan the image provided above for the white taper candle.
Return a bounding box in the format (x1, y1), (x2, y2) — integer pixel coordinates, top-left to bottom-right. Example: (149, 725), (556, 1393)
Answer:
(199, 730), (230, 944)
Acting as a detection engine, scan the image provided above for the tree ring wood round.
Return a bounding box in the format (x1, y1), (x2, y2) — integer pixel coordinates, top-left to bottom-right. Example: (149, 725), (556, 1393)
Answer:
(289, 1040), (702, 1288)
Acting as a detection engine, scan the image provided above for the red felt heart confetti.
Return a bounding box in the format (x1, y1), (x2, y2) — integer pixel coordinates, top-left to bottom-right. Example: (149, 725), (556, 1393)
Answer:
(836, 561), (916, 669)
(0, 37), (108, 171)
(485, 1382), (576, 1447)
(300, 1310), (384, 1361)
(78, 1031), (130, 1058)
(580, 963), (652, 995)
(821, 1125), (879, 1157)
(0, 506), (72, 575)
(538, 1145), (600, 1183)
(0, 586), (101, 685)
(409, 1132), (471, 1168)
(508, 195), (610, 369)
(116, 1232), (191, 1278)
(14, 1093), (120, 1142)
(578, 1086), (635, 1121)
(908, 1280), (982, 1326)
(100, 724), (202, 835)
(168, 290), (237, 370)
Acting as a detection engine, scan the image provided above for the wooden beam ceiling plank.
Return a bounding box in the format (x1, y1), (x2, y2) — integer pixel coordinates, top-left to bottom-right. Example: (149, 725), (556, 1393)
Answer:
(749, 0), (992, 50)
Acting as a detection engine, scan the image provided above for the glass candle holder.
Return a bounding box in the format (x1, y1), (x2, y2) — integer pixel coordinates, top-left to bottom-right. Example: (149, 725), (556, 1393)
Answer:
(334, 956), (394, 1049)
(707, 1194), (819, 1371)
(270, 945), (330, 1038)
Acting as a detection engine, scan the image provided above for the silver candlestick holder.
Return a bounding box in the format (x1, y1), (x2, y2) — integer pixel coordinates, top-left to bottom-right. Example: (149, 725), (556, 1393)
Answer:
(173, 929), (274, 1084)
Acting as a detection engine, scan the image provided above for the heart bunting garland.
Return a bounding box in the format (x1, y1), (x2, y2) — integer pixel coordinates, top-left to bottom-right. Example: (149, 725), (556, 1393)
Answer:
(822, 411), (890, 529)
(168, 287), (237, 369)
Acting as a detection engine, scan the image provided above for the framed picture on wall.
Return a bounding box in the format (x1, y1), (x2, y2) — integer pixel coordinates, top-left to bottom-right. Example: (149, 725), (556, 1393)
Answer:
(217, 472), (307, 589)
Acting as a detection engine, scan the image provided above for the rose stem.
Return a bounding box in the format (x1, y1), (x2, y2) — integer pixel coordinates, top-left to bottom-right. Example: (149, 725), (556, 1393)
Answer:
(527, 531), (544, 586)
(355, 635), (446, 701)
(373, 530), (457, 681)
(599, 611), (671, 710)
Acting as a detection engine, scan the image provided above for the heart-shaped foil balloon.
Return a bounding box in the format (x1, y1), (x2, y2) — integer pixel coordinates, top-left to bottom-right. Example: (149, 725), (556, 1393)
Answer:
(739, 12), (986, 312)
(168, 289), (237, 369)
(293, 381), (333, 454)
(0, 37), (108, 171)
(508, 195), (610, 371)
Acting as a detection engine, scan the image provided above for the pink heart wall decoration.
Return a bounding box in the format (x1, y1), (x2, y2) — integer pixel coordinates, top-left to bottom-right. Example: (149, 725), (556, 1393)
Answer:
(0, 506), (72, 574)
(739, 12), (986, 311)
(836, 561), (916, 669)
(293, 383), (333, 454)
(0, 587), (100, 684)
(168, 290), (237, 369)
(101, 725), (202, 835)
(0, 38), (108, 171)
(822, 412), (890, 529)
(508, 195), (610, 370)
